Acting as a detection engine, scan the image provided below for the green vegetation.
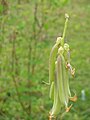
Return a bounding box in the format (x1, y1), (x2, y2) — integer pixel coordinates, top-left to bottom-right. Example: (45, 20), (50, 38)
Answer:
(0, 0), (90, 120)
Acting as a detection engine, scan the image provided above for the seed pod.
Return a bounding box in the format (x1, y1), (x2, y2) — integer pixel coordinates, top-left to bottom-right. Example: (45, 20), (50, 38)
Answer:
(50, 91), (61, 117)
(61, 55), (71, 106)
(56, 52), (72, 108)
(50, 74), (62, 117)
(49, 37), (61, 84)
(56, 55), (66, 105)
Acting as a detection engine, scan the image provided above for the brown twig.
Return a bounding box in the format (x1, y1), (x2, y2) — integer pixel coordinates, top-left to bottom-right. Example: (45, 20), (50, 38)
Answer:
(31, 2), (38, 75)
(27, 39), (32, 115)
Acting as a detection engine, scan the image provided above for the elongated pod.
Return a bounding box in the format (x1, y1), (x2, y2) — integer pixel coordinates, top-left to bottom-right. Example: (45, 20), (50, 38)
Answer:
(56, 55), (66, 105)
(50, 90), (61, 117)
(49, 37), (61, 84)
(63, 43), (71, 97)
(61, 55), (71, 107)
(50, 73), (62, 117)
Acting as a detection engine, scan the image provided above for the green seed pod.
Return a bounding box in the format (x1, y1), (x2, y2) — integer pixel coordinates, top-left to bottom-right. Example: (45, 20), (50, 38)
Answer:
(51, 92), (61, 117)
(50, 76), (62, 117)
(61, 55), (71, 107)
(56, 55), (66, 105)
(56, 53), (71, 108)
(49, 37), (62, 84)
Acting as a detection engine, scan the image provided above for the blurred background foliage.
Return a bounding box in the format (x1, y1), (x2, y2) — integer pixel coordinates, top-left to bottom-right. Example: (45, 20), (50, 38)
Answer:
(0, 0), (90, 120)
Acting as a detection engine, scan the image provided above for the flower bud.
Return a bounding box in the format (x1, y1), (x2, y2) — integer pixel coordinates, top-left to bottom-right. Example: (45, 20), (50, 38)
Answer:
(65, 13), (69, 19)
(64, 43), (69, 51)
(56, 37), (62, 45)
(58, 46), (64, 55)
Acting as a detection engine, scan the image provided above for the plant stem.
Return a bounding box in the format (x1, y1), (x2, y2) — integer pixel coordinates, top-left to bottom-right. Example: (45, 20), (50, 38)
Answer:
(61, 14), (69, 46)
(31, 2), (38, 75)
(27, 40), (32, 115)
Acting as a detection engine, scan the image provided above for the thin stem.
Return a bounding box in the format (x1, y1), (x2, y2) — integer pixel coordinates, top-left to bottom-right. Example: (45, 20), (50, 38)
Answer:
(27, 42), (32, 115)
(31, 2), (38, 75)
(61, 14), (69, 46)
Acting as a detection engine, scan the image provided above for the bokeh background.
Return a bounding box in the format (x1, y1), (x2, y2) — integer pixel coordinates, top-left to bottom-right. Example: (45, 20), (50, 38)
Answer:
(0, 0), (90, 120)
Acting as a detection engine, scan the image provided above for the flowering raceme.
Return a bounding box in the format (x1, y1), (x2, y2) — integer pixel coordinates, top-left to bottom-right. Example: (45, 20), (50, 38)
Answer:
(49, 14), (77, 119)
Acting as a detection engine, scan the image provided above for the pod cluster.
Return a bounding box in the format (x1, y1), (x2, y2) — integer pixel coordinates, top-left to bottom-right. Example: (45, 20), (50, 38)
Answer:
(49, 14), (77, 119)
